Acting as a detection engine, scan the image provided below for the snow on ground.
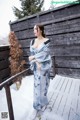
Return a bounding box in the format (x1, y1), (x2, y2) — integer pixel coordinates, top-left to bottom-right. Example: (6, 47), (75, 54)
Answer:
(1, 74), (80, 120)
(0, 75), (34, 120)
(0, 75), (63, 120)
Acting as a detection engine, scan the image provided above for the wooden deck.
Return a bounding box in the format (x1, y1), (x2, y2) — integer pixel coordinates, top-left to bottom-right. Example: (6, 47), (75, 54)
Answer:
(0, 75), (80, 120)
(35, 75), (80, 120)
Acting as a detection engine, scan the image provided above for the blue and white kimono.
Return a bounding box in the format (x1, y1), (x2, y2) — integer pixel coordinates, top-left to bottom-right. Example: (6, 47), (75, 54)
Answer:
(29, 39), (52, 110)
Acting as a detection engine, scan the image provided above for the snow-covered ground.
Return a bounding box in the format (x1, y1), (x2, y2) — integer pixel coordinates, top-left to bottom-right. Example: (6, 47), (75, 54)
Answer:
(2, 75), (77, 120)
(0, 75), (55, 120)
(0, 75), (34, 120)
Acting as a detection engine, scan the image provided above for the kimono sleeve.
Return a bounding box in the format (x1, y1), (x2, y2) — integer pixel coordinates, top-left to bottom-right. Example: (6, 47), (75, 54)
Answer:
(29, 40), (35, 71)
(29, 39), (35, 56)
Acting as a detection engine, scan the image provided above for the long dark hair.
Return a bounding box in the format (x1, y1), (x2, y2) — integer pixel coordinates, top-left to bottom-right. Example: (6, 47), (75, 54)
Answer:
(35, 24), (46, 38)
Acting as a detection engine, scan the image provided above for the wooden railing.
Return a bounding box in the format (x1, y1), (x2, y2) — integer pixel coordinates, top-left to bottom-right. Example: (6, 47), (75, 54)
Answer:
(0, 68), (30, 120)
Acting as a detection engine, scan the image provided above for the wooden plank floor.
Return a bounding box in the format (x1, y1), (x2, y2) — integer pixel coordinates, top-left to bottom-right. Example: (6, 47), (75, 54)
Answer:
(35, 75), (80, 120)
(0, 75), (80, 120)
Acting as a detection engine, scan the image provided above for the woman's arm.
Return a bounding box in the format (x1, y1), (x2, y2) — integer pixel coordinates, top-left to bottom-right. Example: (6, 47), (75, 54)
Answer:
(29, 56), (41, 70)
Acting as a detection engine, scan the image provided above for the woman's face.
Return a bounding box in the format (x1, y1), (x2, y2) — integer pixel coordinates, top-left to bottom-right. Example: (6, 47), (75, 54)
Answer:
(33, 25), (42, 37)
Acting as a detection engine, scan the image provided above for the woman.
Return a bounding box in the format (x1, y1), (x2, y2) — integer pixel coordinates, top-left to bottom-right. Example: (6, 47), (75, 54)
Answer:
(29, 24), (52, 117)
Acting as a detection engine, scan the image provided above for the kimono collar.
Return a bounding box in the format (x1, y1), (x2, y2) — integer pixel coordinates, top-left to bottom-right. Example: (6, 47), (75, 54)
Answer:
(31, 39), (50, 51)
(44, 39), (50, 44)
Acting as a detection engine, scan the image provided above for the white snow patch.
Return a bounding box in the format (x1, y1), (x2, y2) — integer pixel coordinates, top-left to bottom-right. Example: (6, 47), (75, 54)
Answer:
(0, 75), (34, 120)
(0, 75), (64, 120)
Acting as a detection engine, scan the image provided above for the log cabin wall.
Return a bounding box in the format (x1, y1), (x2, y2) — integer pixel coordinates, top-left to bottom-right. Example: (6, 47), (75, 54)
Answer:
(0, 46), (10, 84)
(10, 3), (80, 78)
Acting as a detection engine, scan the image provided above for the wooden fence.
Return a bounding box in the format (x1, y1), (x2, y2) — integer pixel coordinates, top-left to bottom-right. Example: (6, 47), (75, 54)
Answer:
(10, 3), (80, 78)
(0, 46), (10, 84)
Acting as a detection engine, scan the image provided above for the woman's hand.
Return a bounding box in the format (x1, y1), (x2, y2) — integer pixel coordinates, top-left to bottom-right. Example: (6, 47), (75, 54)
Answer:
(28, 56), (35, 61)
(29, 56), (41, 70)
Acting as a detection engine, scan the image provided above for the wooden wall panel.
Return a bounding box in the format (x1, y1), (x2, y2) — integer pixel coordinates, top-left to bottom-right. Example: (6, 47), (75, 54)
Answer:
(55, 68), (80, 78)
(0, 46), (10, 83)
(10, 3), (80, 78)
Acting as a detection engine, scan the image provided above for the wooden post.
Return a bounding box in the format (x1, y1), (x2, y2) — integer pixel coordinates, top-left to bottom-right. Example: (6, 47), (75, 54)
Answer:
(5, 85), (14, 120)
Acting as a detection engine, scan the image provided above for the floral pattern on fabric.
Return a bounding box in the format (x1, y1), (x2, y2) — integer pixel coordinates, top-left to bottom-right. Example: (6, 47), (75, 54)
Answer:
(29, 39), (52, 110)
